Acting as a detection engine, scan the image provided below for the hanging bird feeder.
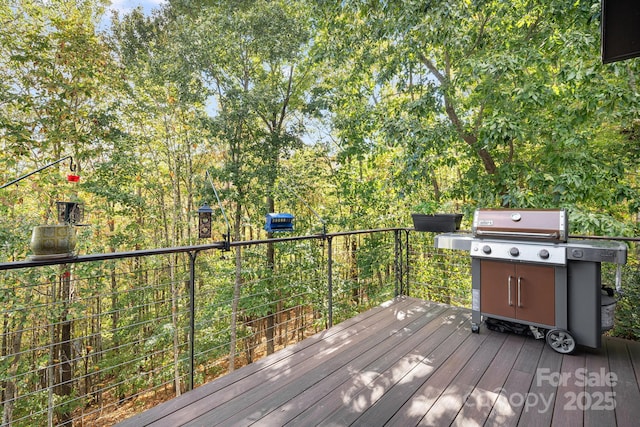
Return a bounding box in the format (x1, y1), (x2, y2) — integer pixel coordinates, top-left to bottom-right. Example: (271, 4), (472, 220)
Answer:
(198, 203), (214, 239)
(56, 201), (84, 225)
(196, 171), (231, 251)
(67, 157), (80, 182)
(264, 213), (294, 233)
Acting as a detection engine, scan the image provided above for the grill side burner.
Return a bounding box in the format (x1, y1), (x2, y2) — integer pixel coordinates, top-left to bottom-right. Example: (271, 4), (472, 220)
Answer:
(435, 208), (627, 354)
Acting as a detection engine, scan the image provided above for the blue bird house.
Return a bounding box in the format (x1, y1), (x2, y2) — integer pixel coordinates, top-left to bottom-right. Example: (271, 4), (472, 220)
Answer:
(264, 213), (294, 233)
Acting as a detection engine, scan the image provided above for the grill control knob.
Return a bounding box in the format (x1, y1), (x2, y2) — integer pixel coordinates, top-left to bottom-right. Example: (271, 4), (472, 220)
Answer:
(539, 249), (550, 259)
(509, 247), (520, 257)
(482, 245), (492, 254)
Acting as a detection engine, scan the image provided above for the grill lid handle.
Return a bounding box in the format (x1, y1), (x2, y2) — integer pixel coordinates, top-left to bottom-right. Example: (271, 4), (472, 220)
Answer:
(474, 230), (560, 239)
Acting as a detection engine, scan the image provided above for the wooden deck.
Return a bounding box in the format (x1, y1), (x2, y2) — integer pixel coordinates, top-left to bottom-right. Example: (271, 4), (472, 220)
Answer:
(116, 297), (640, 426)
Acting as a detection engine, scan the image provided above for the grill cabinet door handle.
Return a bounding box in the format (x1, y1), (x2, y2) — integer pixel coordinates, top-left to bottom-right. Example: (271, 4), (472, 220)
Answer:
(517, 277), (522, 307)
(508, 276), (513, 306)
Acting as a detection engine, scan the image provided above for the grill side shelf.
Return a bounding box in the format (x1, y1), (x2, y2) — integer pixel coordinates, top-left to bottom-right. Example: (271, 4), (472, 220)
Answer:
(565, 240), (627, 265)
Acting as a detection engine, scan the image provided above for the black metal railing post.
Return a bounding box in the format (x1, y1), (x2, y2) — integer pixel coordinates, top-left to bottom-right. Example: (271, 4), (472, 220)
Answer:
(188, 250), (199, 391)
(327, 235), (333, 328)
(404, 229), (411, 296)
(394, 229), (401, 297)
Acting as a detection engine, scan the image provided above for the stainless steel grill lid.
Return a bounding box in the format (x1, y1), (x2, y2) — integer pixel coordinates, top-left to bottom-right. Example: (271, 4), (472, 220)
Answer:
(472, 209), (567, 242)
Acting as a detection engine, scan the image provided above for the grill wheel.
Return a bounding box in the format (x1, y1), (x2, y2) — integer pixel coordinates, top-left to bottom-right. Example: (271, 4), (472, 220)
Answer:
(546, 328), (576, 354)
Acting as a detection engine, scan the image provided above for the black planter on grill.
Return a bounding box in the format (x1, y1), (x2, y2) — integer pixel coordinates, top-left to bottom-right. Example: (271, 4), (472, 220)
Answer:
(412, 213), (463, 232)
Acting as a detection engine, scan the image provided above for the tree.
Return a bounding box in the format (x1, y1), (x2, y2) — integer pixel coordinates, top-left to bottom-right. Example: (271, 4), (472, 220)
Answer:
(1, 0), (122, 424)
(167, 0), (317, 359)
(312, 0), (640, 233)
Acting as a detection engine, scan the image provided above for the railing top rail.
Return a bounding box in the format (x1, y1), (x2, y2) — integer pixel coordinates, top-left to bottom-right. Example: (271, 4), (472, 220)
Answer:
(0, 227), (408, 271)
(568, 234), (640, 242)
(1, 228), (635, 271)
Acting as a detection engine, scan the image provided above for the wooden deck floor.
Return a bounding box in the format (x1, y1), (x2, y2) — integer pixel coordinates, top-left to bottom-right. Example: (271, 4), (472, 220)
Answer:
(116, 297), (640, 427)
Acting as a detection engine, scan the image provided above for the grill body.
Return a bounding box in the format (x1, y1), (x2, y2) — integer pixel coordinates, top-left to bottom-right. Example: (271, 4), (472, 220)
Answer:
(436, 208), (627, 352)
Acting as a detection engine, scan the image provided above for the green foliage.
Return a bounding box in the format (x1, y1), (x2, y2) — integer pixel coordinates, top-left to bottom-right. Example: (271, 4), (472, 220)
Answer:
(408, 233), (472, 307)
(1, 1), (640, 424)
(311, 0), (640, 235)
(3, 0), (638, 249)
(610, 263), (640, 341)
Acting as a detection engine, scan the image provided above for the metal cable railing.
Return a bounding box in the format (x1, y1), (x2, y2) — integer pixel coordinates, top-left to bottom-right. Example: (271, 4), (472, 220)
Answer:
(0, 229), (403, 426)
(0, 229), (637, 426)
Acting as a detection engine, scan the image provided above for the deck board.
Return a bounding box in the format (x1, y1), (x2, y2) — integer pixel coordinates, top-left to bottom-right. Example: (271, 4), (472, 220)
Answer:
(486, 337), (545, 427)
(517, 344), (563, 427)
(378, 328), (489, 426)
(278, 306), (460, 426)
(254, 304), (451, 426)
(629, 339), (640, 391)
(416, 331), (507, 426)
(583, 342), (616, 427)
(318, 309), (470, 426)
(115, 297), (640, 427)
(551, 349), (586, 427)
(451, 333), (526, 427)
(202, 300), (449, 426)
(605, 338), (640, 427)
(142, 297), (416, 426)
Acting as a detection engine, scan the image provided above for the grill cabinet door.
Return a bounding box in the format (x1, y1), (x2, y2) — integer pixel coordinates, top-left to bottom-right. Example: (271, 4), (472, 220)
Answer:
(480, 260), (516, 319)
(514, 263), (555, 326)
(479, 260), (555, 327)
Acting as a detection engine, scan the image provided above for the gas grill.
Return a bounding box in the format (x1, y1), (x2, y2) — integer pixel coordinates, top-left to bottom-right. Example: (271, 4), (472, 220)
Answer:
(435, 208), (627, 353)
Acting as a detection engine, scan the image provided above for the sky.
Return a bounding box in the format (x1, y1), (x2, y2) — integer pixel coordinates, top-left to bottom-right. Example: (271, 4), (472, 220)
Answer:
(98, 0), (165, 31)
(108, 0), (166, 16)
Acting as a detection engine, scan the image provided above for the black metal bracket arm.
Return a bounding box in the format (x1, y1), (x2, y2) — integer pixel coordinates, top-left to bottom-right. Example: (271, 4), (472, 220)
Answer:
(221, 233), (231, 251)
(205, 170), (232, 252)
(1, 155), (75, 189)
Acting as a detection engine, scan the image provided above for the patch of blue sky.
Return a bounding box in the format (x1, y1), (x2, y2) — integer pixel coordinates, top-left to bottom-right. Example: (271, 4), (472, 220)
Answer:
(108, 0), (166, 16)
(98, 0), (166, 31)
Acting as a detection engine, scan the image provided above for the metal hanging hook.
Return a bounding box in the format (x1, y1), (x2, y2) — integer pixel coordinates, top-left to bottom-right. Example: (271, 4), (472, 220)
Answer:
(0, 155), (74, 189)
(69, 156), (76, 172)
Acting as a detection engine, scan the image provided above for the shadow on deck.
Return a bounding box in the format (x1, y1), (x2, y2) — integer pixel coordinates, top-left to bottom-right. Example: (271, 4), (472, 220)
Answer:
(115, 297), (640, 426)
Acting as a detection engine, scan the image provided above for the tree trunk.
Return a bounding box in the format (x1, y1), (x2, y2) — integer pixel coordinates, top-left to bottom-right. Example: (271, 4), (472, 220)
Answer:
(265, 196), (276, 356)
(229, 202), (243, 371)
(56, 265), (73, 427)
(420, 52), (497, 175)
(350, 238), (360, 304)
(1, 288), (31, 426)
(170, 257), (181, 397)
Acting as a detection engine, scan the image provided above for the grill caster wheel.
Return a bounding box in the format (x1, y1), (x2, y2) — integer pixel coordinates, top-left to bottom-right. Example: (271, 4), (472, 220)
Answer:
(546, 329), (576, 354)
(471, 323), (480, 334)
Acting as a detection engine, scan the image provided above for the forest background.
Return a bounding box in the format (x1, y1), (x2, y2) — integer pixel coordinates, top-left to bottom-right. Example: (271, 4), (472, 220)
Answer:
(1, 0), (640, 425)
(1, 0), (640, 254)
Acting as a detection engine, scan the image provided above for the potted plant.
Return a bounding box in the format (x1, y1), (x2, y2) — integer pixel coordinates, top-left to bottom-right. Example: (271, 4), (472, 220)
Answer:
(411, 201), (463, 232)
(29, 200), (83, 259)
(30, 222), (77, 259)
